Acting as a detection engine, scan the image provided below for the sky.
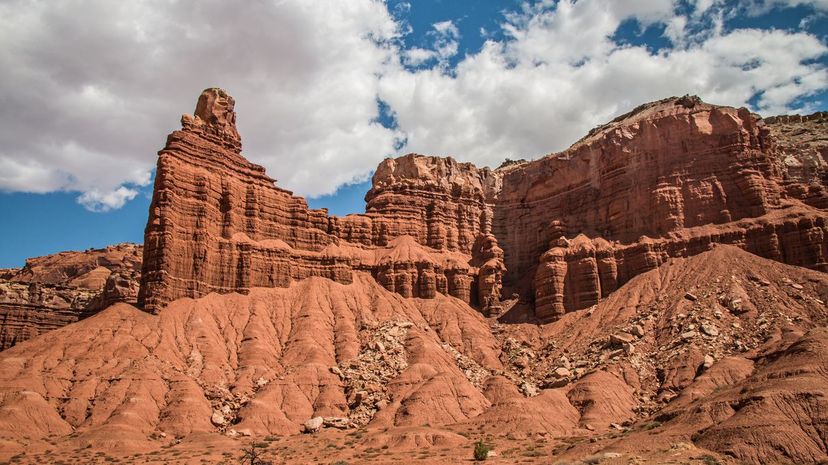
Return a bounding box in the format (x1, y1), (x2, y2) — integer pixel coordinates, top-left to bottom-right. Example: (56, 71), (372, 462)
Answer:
(0, 0), (827, 267)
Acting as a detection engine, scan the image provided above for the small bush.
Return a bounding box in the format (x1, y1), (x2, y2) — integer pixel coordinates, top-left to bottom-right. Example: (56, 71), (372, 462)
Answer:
(641, 421), (661, 430)
(700, 455), (721, 465)
(239, 442), (272, 465)
(473, 440), (492, 461)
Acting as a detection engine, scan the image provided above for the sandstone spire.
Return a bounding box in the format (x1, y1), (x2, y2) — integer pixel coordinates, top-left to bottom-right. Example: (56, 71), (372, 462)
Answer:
(180, 87), (241, 152)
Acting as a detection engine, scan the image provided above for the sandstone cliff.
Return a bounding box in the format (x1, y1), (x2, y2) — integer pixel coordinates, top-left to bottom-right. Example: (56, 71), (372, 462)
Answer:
(138, 89), (503, 314)
(764, 111), (828, 207)
(333, 154), (501, 253)
(0, 243), (141, 349)
(491, 96), (828, 319)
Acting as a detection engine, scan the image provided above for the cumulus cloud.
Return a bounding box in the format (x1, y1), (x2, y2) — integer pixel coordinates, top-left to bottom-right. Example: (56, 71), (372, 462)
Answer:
(379, 0), (827, 168)
(0, 0), (825, 211)
(77, 187), (138, 212)
(743, 0), (828, 14)
(0, 0), (401, 206)
(403, 20), (460, 68)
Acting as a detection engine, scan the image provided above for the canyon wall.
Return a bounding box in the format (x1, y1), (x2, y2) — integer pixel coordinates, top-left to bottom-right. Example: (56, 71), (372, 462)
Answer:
(138, 88), (502, 312)
(3, 91), (826, 346)
(495, 97), (828, 319)
(332, 154), (501, 253)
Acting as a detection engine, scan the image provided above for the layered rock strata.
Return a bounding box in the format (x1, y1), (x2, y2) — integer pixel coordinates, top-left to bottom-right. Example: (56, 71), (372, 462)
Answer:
(333, 154), (501, 253)
(139, 90), (826, 321)
(763, 111), (828, 208)
(0, 244), (142, 349)
(138, 88), (502, 312)
(490, 97), (828, 319)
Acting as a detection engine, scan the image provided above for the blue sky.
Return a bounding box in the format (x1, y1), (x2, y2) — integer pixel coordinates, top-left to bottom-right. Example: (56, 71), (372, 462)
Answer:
(1, 0), (827, 267)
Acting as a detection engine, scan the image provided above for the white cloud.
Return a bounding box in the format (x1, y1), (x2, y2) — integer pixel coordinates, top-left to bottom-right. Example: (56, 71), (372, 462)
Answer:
(404, 47), (437, 66)
(403, 20), (460, 68)
(77, 187), (138, 212)
(379, 0), (827, 168)
(743, 0), (828, 14)
(0, 0), (402, 208)
(0, 0), (825, 212)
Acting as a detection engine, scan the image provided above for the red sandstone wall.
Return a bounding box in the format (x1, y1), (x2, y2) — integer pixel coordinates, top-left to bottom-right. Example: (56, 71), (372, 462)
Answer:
(138, 89), (501, 312)
(138, 89), (826, 321)
(494, 97), (828, 320)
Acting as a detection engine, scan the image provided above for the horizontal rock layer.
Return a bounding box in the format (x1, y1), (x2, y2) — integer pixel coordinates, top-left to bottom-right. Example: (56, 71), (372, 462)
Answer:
(138, 89), (502, 312)
(496, 97), (781, 283)
(489, 96), (828, 319)
(533, 209), (827, 319)
(0, 244), (142, 349)
(140, 91), (827, 323)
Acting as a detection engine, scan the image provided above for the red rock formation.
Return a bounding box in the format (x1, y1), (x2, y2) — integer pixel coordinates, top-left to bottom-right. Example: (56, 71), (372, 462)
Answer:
(491, 96), (828, 319)
(139, 89), (501, 312)
(333, 154), (501, 253)
(763, 111), (828, 208)
(1, 89), (828, 465)
(0, 244), (141, 349)
(139, 88), (352, 311)
(1, 245), (825, 465)
(139, 90), (826, 323)
(471, 234), (506, 316)
(533, 208), (828, 318)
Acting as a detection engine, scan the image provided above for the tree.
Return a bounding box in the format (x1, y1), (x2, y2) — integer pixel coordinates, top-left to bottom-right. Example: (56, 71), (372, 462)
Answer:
(473, 440), (491, 461)
(240, 442), (272, 465)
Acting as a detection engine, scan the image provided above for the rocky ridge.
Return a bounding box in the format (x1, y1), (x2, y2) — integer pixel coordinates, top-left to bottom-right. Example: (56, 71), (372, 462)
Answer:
(0, 243), (142, 349)
(139, 90), (828, 324)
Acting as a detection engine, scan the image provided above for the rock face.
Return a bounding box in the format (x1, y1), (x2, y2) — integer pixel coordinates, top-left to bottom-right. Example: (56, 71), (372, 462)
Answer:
(334, 154), (501, 253)
(491, 97), (828, 319)
(0, 244), (141, 349)
(0, 89), (827, 465)
(763, 112), (828, 208)
(139, 90), (826, 323)
(138, 88), (502, 312)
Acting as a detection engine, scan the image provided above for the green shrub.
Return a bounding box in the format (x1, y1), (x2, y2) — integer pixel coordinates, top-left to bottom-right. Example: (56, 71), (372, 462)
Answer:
(700, 455), (721, 465)
(641, 421), (661, 430)
(473, 440), (492, 461)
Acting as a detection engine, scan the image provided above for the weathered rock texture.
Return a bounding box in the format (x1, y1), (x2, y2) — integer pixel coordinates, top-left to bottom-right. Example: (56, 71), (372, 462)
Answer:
(1, 89), (827, 465)
(764, 111), (828, 208)
(334, 154), (501, 253)
(1, 246), (826, 465)
(0, 244), (141, 349)
(140, 90), (826, 324)
(138, 88), (502, 312)
(491, 97), (828, 319)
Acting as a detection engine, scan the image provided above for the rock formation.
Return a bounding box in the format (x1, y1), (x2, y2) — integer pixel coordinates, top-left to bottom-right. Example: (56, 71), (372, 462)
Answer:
(334, 154), (501, 253)
(139, 90), (827, 322)
(490, 97), (828, 319)
(0, 244), (141, 349)
(0, 89), (826, 464)
(1, 245), (826, 465)
(764, 111), (828, 208)
(138, 88), (502, 312)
